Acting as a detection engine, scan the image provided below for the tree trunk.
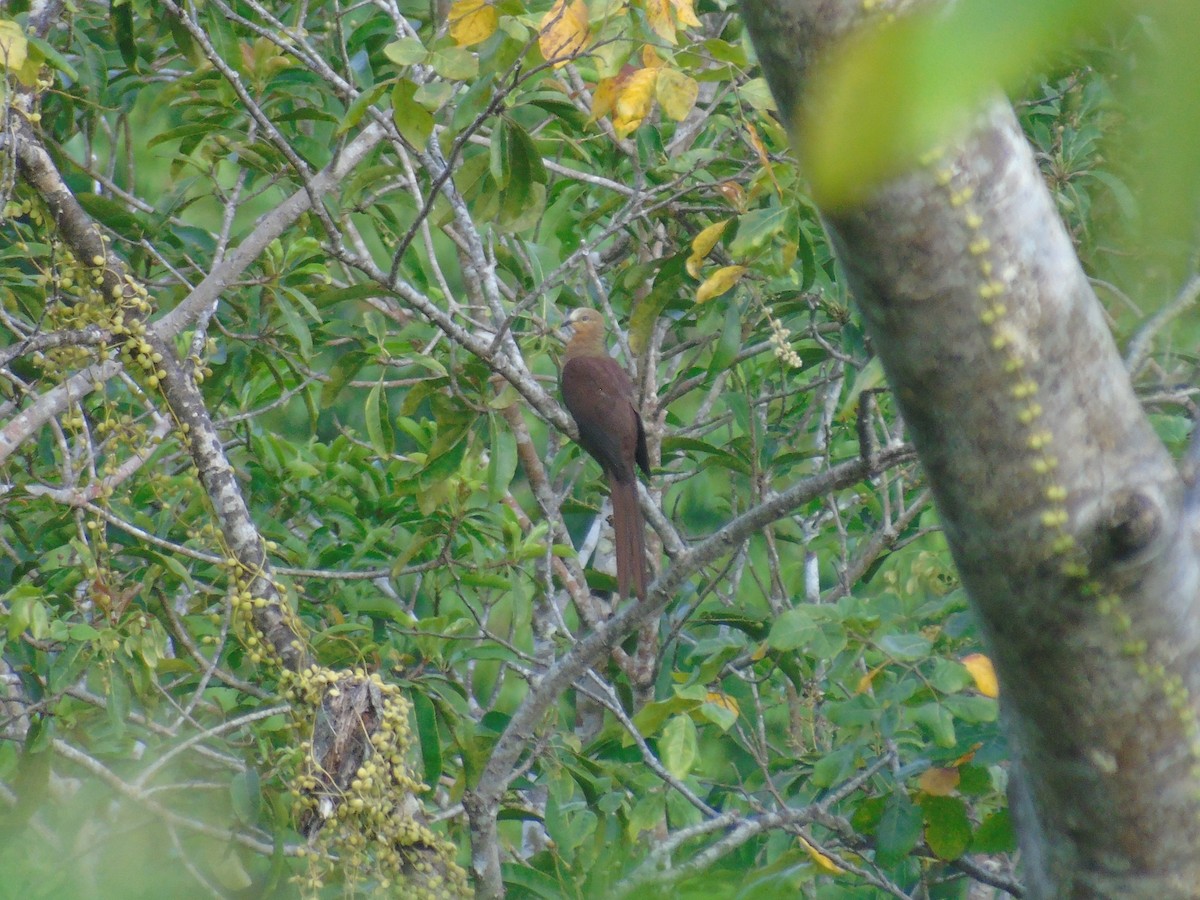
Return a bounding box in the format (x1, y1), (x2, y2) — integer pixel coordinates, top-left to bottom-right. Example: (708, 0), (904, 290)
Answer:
(742, 2), (1200, 896)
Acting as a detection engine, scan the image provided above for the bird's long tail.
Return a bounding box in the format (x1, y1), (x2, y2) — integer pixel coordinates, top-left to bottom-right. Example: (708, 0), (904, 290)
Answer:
(610, 476), (647, 600)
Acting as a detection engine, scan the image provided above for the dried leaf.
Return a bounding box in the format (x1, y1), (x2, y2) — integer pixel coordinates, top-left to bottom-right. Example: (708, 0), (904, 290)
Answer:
(718, 181), (747, 211)
(918, 766), (961, 796)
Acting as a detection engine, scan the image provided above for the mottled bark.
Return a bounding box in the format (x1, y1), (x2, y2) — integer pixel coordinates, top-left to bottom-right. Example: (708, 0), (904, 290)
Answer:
(742, 1), (1200, 896)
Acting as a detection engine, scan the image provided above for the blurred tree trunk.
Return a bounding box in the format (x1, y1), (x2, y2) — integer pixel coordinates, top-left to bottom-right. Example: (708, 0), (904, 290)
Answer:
(742, 2), (1200, 896)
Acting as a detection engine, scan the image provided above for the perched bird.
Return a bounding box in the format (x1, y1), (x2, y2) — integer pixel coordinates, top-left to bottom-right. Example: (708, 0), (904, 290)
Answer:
(560, 308), (650, 600)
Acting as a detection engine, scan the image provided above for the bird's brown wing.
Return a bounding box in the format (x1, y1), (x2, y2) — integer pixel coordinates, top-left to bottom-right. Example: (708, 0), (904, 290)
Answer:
(560, 355), (643, 483)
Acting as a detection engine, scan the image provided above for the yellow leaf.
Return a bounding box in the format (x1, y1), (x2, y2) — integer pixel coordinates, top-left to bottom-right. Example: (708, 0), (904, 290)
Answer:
(612, 66), (657, 138)
(918, 766), (960, 796)
(962, 653), (999, 698)
(670, 0), (701, 28)
(654, 66), (698, 121)
(642, 45), (664, 69)
(855, 663), (885, 695)
(691, 224), (727, 258)
(590, 76), (621, 122)
(696, 265), (746, 303)
(539, 0), (590, 67)
(643, 0), (676, 44)
(799, 836), (845, 876)
(449, 0), (498, 47)
(0, 19), (28, 72)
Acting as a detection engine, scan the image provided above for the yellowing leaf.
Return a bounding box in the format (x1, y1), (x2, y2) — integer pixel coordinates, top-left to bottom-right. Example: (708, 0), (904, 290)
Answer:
(539, 0), (590, 67)
(962, 653), (999, 698)
(0, 19), (28, 72)
(590, 76), (621, 122)
(696, 265), (746, 303)
(686, 219), (727, 277)
(449, 0), (498, 47)
(799, 835), (845, 875)
(855, 663), (886, 695)
(642, 45), (664, 69)
(747, 121), (782, 197)
(705, 690), (739, 716)
(918, 766), (961, 796)
(670, 0), (701, 28)
(613, 66), (657, 138)
(655, 66), (698, 121)
(643, 0), (677, 44)
(950, 742), (982, 767)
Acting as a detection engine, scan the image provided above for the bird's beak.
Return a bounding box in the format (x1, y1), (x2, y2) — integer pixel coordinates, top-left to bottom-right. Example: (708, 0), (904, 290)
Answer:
(556, 310), (577, 342)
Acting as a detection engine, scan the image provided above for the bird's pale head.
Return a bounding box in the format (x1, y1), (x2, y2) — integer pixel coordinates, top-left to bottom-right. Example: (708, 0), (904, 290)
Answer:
(562, 308), (608, 357)
(565, 307), (604, 332)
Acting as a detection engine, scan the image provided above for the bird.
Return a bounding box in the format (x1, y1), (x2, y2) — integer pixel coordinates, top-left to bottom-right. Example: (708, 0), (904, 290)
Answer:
(559, 308), (650, 600)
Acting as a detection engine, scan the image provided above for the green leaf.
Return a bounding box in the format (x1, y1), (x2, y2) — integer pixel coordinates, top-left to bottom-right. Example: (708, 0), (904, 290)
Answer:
(230, 768), (262, 824)
(728, 206), (789, 258)
(107, 670), (131, 734)
(919, 794), (971, 860)
(111, 0), (137, 70)
(811, 745), (857, 789)
(411, 690), (443, 787)
(707, 300), (742, 375)
(320, 351), (367, 408)
(627, 793), (664, 841)
(428, 46), (479, 80)
(487, 417), (518, 502)
(943, 695), (998, 723)
(928, 659), (971, 694)
(875, 790), (923, 865)
(337, 83), (388, 136)
(76, 193), (146, 238)
(659, 715), (699, 779)
(877, 632), (932, 661)
(767, 606), (816, 652)
(971, 808), (1016, 854)
(911, 702), (957, 747)
(393, 78), (435, 148)
(26, 34), (78, 80)
(365, 381), (394, 456)
(273, 290), (312, 356)
(502, 863), (565, 898)
(385, 37), (426, 65)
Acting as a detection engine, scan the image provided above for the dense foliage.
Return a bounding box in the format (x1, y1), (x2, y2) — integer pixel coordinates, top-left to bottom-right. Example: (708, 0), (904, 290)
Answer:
(0, 1), (1191, 897)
